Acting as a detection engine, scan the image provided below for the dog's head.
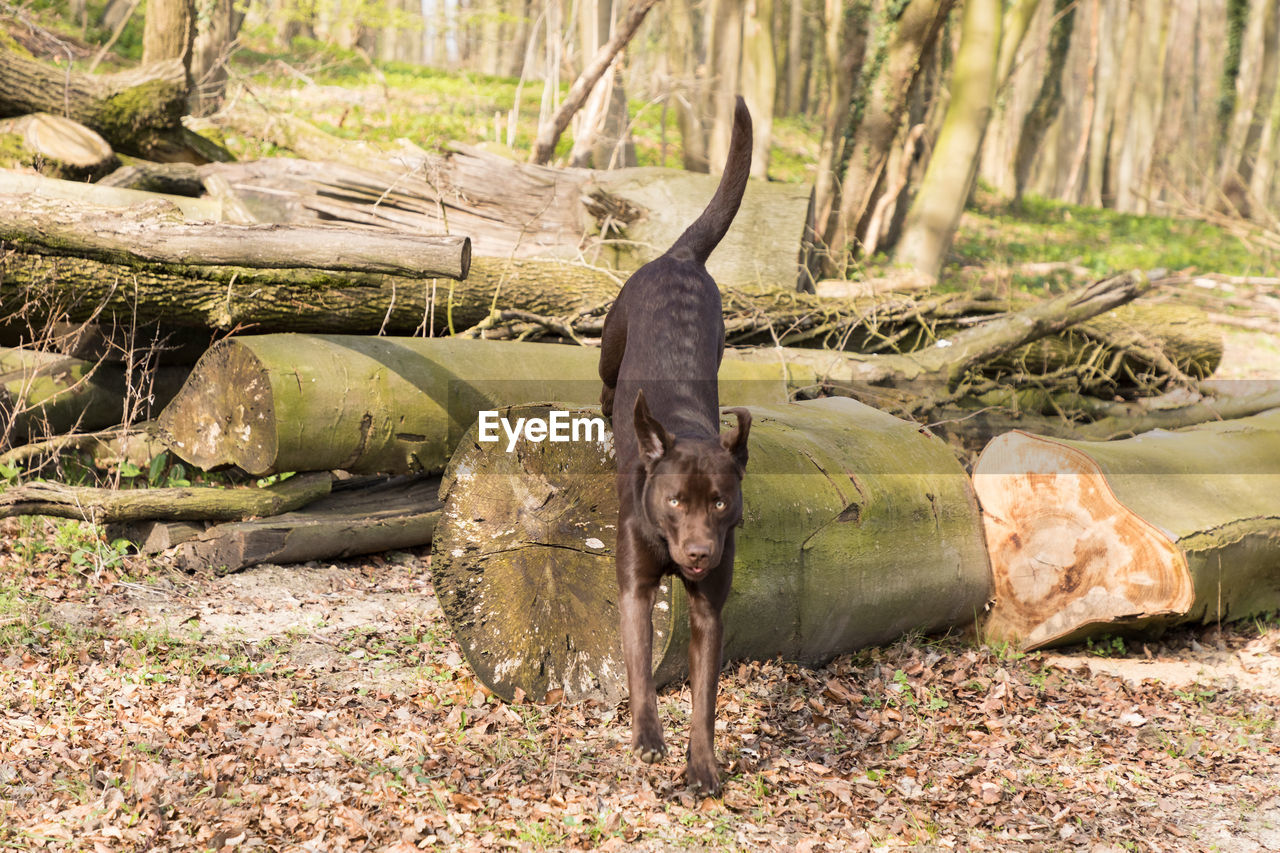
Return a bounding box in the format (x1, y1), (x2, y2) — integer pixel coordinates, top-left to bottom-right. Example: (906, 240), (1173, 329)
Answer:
(632, 391), (751, 582)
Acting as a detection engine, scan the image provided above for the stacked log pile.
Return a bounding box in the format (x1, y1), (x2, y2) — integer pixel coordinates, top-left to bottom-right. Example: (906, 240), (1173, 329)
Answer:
(3, 38), (1279, 694)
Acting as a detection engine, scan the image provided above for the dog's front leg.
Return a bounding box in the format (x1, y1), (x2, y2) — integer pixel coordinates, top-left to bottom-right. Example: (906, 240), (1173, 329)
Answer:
(684, 542), (732, 795)
(616, 524), (667, 763)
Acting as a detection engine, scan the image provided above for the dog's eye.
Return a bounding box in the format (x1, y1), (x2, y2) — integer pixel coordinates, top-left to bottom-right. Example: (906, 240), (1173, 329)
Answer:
(714, 500), (726, 511)
(668, 497), (680, 508)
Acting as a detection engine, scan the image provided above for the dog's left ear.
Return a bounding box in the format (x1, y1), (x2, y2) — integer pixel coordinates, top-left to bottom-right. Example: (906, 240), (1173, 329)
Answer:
(720, 407), (751, 471)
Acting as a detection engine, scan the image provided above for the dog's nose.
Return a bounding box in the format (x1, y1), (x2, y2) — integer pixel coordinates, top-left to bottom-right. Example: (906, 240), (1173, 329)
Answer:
(685, 543), (710, 564)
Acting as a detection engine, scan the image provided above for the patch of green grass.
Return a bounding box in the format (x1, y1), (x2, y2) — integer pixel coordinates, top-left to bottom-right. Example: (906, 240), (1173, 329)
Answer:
(953, 191), (1267, 290)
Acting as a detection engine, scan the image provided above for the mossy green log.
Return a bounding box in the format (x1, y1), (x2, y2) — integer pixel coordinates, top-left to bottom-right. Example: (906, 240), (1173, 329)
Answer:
(975, 409), (1280, 649)
(156, 335), (802, 476)
(430, 397), (992, 703)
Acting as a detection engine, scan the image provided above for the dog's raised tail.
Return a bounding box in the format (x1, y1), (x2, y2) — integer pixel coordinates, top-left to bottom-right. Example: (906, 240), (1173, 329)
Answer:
(670, 96), (752, 266)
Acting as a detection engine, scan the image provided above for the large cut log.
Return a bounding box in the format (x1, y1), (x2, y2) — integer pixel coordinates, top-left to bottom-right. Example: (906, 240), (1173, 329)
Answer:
(155, 336), (797, 476)
(0, 347), (187, 445)
(171, 475), (442, 574)
(1, 194), (471, 279)
(430, 398), (992, 703)
(0, 114), (118, 181)
(973, 410), (1280, 649)
(0, 471), (332, 523)
(196, 144), (811, 288)
(0, 49), (193, 160)
(1, 247), (614, 334)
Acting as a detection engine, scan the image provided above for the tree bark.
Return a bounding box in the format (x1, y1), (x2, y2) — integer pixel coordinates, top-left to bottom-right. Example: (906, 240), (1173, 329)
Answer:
(1013, 0), (1076, 203)
(825, 0), (956, 276)
(430, 397), (991, 703)
(142, 0), (195, 71)
(0, 48), (191, 160)
(0, 471), (332, 524)
(893, 0), (1002, 281)
(741, 0), (776, 178)
(153, 335), (794, 476)
(1, 347), (186, 446)
(974, 409), (1280, 649)
(529, 0), (660, 165)
(172, 474), (442, 574)
(0, 171), (220, 220)
(1, 194), (471, 280)
(705, 0), (745, 173)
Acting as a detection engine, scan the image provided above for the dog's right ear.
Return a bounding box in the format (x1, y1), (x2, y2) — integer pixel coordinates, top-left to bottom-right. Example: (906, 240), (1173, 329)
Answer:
(633, 390), (671, 467)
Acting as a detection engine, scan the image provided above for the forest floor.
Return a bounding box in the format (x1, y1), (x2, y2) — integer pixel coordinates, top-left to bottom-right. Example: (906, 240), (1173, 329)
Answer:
(1, 523), (1278, 852)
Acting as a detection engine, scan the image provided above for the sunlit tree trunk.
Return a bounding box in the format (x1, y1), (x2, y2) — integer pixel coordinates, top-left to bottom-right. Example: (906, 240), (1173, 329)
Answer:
(1013, 0), (1076, 204)
(784, 0), (806, 115)
(143, 0), (195, 74)
(1233, 0), (1280, 213)
(706, 0), (744, 172)
(190, 0), (245, 116)
(741, 0), (776, 177)
(893, 0), (1001, 282)
(823, 0), (953, 278)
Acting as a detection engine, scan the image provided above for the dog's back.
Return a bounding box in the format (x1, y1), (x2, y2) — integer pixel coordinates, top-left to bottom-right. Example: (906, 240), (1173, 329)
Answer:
(599, 97), (753, 469)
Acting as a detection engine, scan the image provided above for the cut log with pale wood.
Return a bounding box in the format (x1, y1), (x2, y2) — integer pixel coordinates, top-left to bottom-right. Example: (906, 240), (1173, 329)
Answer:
(0, 347), (187, 445)
(430, 398), (992, 703)
(1, 194), (471, 280)
(0, 114), (118, 180)
(155, 335), (797, 476)
(0, 471), (332, 523)
(973, 410), (1280, 649)
(171, 475), (442, 574)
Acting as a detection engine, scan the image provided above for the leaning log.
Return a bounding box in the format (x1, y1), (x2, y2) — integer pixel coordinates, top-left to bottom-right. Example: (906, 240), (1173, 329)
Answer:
(155, 336), (796, 475)
(0, 171), (222, 221)
(430, 398), (992, 703)
(0, 471), (332, 523)
(1, 194), (471, 280)
(973, 409), (1280, 649)
(0, 50), (191, 160)
(172, 475), (442, 574)
(1, 249), (613, 335)
(0, 347), (187, 445)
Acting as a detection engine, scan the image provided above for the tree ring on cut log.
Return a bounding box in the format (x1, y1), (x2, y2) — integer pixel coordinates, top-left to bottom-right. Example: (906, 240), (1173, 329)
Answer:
(431, 403), (669, 704)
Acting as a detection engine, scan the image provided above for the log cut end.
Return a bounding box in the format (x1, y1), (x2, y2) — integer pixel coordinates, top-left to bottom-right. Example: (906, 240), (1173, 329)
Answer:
(156, 339), (278, 474)
(972, 431), (1194, 649)
(430, 404), (675, 704)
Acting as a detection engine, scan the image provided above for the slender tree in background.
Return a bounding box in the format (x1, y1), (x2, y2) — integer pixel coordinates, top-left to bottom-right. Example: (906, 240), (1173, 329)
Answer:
(811, 0), (954, 280)
(143, 0), (195, 72)
(741, 0), (776, 177)
(1013, 0), (1076, 204)
(1231, 0), (1279, 217)
(894, 0), (1001, 281)
(190, 0), (246, 115)
(706, 0), (745, 172)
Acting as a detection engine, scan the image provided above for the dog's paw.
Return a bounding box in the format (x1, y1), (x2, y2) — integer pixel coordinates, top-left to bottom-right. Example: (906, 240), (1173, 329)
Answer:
(633, 731), (668, 764)
(683, 759), (721, 797)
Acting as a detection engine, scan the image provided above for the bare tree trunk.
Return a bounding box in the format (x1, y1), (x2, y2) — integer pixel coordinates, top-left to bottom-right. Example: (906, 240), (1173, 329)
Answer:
(190, 0), (245, 116)
(741, 0), (776, 177)
(824, 0), (955, 277)
(706, 0), (745, 172)
(143, 0), (195, 73)
(1013, 0), (1077, 203)
(784, 0), (806, 115)
(1233, 0), (1280, 208)
(529, 0), (659, 165)
(893, 0), (1002, 281)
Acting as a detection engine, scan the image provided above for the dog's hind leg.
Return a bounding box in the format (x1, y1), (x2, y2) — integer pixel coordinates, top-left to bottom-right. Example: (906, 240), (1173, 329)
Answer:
(597, 306), (627, 419)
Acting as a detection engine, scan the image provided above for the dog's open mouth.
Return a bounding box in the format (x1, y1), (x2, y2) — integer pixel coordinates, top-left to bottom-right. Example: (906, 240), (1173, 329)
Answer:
(678, 563), (712, 581)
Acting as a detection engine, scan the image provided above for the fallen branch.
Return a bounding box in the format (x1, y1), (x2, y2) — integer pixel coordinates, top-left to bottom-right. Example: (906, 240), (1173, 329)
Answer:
(0, 471), (333, 523)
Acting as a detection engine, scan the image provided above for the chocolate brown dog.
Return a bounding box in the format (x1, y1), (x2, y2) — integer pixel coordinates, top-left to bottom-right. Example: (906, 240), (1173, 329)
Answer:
(598, 96), (752, 795)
